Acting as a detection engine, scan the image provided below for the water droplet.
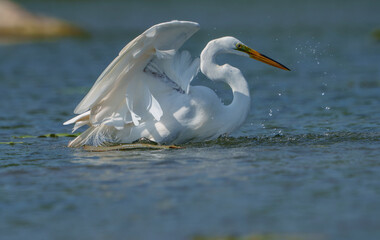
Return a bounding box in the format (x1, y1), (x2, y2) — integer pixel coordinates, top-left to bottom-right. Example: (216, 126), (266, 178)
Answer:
(325, 106), (330, 110)
(278, 93), (282, 96)
(322, 92), (325, 96)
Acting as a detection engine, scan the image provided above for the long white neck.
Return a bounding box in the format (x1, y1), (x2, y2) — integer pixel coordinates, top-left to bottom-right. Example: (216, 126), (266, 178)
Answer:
(200, 40), (251, 133)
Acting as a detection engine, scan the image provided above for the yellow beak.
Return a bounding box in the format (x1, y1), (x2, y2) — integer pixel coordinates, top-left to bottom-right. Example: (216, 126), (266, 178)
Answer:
(238, 45), (290, 71)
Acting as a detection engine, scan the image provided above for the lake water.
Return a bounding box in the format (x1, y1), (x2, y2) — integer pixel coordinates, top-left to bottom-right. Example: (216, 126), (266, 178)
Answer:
(1, 0), (379, 239)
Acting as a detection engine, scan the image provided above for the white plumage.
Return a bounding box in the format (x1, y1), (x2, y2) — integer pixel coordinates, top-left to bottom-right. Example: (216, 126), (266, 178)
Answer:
(64, 20), (289, 147)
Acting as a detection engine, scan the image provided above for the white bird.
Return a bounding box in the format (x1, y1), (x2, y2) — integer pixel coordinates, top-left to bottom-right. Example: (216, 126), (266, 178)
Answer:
(64, 20), (289, 147)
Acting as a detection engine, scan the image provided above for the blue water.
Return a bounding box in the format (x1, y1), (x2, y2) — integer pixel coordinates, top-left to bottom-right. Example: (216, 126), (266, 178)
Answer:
(1, 0), (380, 239)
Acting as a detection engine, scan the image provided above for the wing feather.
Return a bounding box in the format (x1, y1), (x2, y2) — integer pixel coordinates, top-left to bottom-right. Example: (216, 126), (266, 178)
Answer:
(64, 21), (200, 146)
(146, 50), (200, 94)
(172, 51), (200, 94)
(74, 21), (199, 114)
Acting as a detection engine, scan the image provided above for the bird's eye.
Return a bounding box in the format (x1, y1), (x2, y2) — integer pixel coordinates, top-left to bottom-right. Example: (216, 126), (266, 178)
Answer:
(236, 43), (242, 49)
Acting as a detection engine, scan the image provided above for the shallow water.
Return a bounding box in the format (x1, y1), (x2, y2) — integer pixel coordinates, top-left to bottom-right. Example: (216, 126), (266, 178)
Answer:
(1, 0), (380, 239)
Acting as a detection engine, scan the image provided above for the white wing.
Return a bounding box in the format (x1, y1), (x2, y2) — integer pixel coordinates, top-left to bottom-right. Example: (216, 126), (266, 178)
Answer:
(64, 21), (200, 145)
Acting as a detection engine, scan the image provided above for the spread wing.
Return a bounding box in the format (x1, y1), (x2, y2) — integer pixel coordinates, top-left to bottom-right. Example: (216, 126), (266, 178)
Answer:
(65, 21), (200, 136)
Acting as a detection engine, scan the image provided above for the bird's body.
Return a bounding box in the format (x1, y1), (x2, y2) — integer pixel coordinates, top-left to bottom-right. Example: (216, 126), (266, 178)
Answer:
(64, 21), (289, 147)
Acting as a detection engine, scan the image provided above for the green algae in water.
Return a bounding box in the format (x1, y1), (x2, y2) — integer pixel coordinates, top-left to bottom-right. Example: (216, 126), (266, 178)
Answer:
(37, 133), (81, 138)
(14, 133), (81, 139)
(372, 29), (380, 41)
(0, 141), (24, 145)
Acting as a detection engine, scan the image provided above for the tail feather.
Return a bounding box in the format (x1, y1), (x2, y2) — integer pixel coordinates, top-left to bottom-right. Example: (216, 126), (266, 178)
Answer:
(68, 125), (119, 148)
(63, 111), (90, 126)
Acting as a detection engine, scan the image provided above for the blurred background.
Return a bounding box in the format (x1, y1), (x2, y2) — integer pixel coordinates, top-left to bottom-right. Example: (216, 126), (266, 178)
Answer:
(0, 0), (379, 240)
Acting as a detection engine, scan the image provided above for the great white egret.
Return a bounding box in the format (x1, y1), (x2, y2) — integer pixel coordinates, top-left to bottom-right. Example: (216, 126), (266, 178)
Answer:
(64, 20), (290, 147)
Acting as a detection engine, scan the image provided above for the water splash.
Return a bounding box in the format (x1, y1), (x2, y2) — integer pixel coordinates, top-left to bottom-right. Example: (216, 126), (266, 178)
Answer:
(186, 131), (380, 148)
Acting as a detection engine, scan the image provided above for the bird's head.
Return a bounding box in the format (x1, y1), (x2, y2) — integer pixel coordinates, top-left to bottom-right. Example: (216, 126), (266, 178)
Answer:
(218, 36), (290, 71)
